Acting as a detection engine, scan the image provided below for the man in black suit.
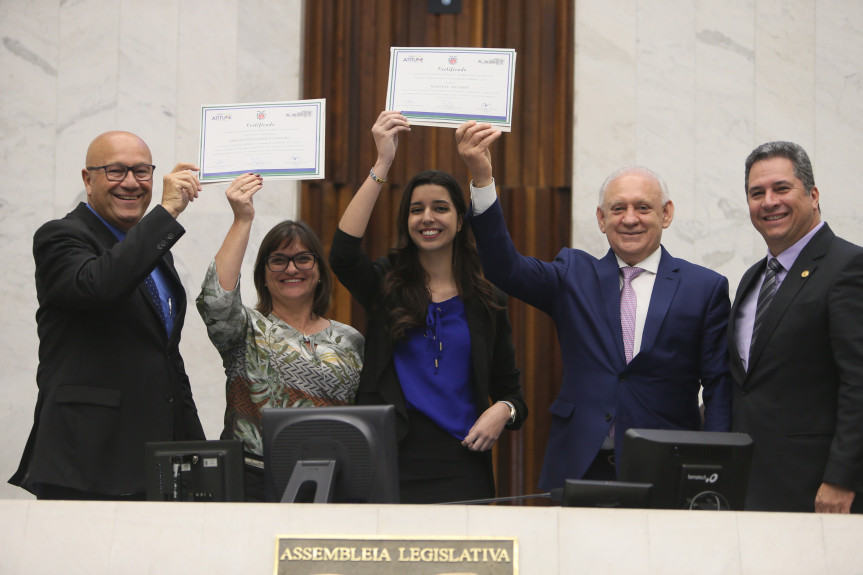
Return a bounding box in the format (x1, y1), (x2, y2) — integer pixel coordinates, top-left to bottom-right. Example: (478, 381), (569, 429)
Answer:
(10, 131), (206, 500)
(730, 141), (863, 513)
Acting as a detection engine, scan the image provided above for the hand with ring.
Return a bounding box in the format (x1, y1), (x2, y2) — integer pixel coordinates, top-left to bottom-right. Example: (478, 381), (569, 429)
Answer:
(225, 172), (263, 222)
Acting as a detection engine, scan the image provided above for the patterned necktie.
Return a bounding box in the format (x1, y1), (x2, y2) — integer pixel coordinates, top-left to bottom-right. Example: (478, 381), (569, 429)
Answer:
(620, 266), (645, 363)
(750, 257), (781, 353)
(608, 266), (645, 443)
(144, 274), (166, 327)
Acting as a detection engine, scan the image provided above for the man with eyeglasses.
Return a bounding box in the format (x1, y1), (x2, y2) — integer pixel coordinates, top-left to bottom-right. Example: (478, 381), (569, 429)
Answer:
(10, 131), (207, 500)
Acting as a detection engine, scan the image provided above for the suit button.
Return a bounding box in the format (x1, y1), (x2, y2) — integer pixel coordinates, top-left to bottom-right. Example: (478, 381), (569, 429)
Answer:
(157, 240), (167, 249)
(166, 233), (175, 240)
(618, 374), (626, 382)
(165, 394), (174, 404)
(604, 413), (613, 422)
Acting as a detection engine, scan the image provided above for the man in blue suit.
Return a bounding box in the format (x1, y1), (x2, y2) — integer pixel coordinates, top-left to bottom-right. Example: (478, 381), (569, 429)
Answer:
(456, 122), (732, 490)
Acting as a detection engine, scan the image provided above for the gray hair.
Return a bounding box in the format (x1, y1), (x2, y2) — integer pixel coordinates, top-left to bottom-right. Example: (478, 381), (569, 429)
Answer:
(598, 166), (670, 209)
(744, 141), (816, 194)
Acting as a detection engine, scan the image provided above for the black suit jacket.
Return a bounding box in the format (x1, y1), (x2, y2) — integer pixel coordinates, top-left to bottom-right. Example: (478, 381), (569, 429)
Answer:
(730, 223), (863, 512)
(10, 203), (205, 497)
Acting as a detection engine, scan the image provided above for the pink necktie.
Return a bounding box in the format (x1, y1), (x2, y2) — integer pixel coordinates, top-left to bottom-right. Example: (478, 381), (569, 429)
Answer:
(610, 266), (644, 441)
(620, 266), (644, 363)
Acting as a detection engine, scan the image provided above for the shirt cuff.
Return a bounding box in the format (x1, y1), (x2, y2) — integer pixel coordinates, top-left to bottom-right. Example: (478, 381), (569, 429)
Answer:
(469, 178), (497, 215)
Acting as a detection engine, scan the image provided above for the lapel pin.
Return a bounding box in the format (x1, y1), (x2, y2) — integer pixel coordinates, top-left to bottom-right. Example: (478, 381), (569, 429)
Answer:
(801, 270), (810, 278)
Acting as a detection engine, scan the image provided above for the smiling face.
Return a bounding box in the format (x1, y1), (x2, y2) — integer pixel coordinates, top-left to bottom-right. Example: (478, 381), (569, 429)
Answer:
(265, 239), (320, 310)
(596, 173), (673, 266)
(746, 156), (820, 256)
(406, 183), (463, 254)
(82, 131), (153, 232)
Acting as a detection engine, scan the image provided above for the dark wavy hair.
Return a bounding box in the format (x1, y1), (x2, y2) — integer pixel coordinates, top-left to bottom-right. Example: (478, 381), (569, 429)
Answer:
(744, 141), (816, 194)
(381, 170), (500, 341)
(253, 220), (333, 318)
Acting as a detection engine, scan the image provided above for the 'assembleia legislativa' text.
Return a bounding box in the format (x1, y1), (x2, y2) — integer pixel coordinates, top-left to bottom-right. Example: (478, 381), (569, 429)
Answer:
(280, 546), (511, 563)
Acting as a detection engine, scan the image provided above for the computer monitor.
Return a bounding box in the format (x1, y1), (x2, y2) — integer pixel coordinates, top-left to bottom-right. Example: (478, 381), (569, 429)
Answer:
(262, 405), (400, 504)
(562, 479), (653, 508)
(618, 428), (754, 510)
(145, 439), (244, 502)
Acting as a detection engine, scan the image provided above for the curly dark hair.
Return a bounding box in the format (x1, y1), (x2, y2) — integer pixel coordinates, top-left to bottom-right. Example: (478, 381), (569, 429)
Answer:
(381, 170), (500, 341)
(253, 220), (333, 318)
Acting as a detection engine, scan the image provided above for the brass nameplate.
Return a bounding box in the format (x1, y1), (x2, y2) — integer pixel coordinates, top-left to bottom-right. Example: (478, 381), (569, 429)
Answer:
(274, 535), (517, 574)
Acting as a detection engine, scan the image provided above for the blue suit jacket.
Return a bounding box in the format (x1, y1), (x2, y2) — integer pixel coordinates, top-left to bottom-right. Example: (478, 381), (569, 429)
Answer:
(468, 199), (732, 490)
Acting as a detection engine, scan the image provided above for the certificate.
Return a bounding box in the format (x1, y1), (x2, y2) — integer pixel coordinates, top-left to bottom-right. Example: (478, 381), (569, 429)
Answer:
(198, 99), (325, 183)
(385, 47), (516, 131)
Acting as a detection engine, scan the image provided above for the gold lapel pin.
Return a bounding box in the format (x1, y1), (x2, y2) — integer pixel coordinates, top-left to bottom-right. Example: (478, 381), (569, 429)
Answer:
(801, 270), (810, 278)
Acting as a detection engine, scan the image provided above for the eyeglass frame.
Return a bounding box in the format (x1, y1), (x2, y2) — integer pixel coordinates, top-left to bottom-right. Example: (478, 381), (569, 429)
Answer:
(265, 252), (319, 272)
(86, 163), (157, 182)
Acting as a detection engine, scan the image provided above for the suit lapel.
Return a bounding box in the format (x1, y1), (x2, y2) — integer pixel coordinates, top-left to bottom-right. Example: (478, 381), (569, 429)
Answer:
(76, 203), (170, 337)
(597, 250), (626, 363)
(640, 247), (680, 355)
(747, 225), (833, 372)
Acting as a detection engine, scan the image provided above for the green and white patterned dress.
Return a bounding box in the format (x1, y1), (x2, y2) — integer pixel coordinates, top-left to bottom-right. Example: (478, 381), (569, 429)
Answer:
(196, 261), (364, 465)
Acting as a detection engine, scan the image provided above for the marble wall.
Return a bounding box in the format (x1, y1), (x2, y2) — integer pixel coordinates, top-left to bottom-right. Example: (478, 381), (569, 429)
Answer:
(2, 0), (863, 500)
(0, 0), (304, 499)
(572, 0), (863, 288)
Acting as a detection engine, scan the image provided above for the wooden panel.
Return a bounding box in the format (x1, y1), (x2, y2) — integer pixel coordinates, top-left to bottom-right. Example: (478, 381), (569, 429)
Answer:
(303, 0), (573, 504)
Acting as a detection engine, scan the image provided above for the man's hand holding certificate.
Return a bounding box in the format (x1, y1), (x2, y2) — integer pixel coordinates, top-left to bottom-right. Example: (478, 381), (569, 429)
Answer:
(199, 99), (326, 183)
(386, 47), (517, 131)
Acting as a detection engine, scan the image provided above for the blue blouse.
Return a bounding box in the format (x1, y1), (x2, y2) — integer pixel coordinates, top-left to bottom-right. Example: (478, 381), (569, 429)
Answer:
(393, 296), (476, 439)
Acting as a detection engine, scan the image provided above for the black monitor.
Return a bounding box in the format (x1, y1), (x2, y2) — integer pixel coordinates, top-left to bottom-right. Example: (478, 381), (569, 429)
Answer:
(262, 405), (400, 503)
(562, 479), (653, 508)
(145, 439), (244, 502)
(618, 428), (754, 510)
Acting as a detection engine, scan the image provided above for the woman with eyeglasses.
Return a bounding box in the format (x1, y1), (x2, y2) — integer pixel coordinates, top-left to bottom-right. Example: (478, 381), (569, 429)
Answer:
(196, 173), (364, 502)
(329, 112), (526, 504)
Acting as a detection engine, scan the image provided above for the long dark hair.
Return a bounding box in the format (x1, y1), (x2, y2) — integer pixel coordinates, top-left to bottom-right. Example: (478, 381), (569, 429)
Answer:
(381, 170), (500, 341)
(253, 220), (333, 318)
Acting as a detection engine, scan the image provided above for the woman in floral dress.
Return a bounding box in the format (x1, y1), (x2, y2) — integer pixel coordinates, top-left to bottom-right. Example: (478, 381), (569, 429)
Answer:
(197, 173), (364, 501)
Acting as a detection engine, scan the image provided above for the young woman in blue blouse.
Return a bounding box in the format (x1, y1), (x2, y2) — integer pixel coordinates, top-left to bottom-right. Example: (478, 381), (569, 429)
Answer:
(329, 111), (527, 503)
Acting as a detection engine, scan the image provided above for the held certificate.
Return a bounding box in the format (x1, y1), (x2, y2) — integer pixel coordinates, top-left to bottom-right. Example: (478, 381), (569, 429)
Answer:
(199, 99), (325, 183)
(385, 47), (516, 131)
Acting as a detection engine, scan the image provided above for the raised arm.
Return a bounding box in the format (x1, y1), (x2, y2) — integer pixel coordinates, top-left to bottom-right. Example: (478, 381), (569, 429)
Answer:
(337, 111), (410, 238)
(213, 173), (263, 291)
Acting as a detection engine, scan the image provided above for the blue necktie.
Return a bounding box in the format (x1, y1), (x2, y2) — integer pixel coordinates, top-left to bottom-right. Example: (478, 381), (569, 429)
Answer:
(144, 274), (166, 327)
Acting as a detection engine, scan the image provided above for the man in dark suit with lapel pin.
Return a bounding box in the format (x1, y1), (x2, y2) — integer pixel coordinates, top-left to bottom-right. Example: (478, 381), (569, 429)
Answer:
(10, 131), (206, 500)
(730, 141), (863, 513)
(456, 122), (732, 491)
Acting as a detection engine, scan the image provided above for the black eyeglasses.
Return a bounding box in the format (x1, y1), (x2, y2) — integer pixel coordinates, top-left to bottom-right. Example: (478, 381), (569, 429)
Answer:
(265, 252), (318, 272)
(86, 163), (156, 181)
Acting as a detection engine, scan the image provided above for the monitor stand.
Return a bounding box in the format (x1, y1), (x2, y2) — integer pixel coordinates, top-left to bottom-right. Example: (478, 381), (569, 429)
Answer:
(280, 459), (338, 503)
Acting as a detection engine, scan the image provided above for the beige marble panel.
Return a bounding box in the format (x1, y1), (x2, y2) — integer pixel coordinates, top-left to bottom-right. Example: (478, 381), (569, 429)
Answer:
(572, 0), (638, 256)
(559, 507), (651, 573)
(0, 0), (62, 501)
(738, 511), (828, 575)
(753, 0), (816, 147)
(54, 0), (122, 216)
(635, 0), (697, 229)
(814, 0), (863, 246)
(694, 0), (762, 287)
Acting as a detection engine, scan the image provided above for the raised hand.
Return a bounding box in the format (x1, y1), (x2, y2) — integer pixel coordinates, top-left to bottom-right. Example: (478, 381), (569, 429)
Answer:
(455, 121), (502, 188)
(161, 162), (202, 218)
